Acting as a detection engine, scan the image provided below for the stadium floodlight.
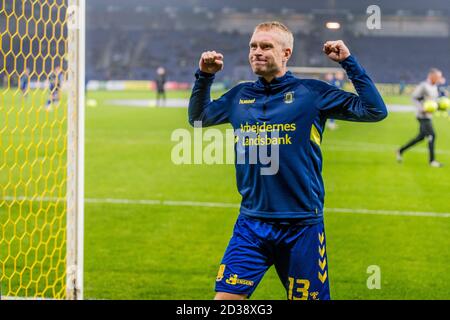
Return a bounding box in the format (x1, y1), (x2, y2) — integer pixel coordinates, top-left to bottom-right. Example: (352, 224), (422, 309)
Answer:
(0, 0), (85, 300)
(326, 22), (341, 30)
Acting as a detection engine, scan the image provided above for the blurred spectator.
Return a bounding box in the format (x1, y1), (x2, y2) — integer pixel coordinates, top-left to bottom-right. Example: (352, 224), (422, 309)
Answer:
(155, 67), (167, 107)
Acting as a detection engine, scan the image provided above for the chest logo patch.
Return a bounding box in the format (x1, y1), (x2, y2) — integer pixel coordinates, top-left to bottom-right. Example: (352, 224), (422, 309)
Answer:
(284, 91), (295, 104)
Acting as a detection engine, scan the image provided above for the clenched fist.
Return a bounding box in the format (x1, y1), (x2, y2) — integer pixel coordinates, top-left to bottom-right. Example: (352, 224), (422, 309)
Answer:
(323, 40), (351, 62)
(199, 51), (224, 74)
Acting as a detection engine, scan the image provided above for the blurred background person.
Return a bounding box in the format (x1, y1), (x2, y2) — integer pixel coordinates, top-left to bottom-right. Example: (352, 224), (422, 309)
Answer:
(45, 66), (63, 111)
(438, 76), (448, 97)
(19, 67), (30, 98)
(397, 68), (444, 167)
(155, 66), (167, 107)
(324, 71), (346, 130)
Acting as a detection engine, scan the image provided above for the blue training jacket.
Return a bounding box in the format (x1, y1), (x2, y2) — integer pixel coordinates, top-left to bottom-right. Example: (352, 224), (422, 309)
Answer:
(188, 55), (387, 224)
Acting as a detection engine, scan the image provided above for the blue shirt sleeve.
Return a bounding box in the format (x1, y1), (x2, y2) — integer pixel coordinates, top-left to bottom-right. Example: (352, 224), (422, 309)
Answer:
(314, 55), (388, 122)
(188, 70), (240, 127)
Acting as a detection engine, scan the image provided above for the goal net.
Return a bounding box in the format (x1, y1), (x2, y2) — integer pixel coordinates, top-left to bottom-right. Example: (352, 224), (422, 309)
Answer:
(0, 0), (84, 300)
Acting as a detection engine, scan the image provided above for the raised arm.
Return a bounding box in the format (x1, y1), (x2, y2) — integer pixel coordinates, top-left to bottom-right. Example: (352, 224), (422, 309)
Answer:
(189, 51), (232, 127)
(316, 40), (388, 122)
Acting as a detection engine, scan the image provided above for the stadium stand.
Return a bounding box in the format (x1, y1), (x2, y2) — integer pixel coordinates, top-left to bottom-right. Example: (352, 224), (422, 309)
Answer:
(2, 0), (448, 84)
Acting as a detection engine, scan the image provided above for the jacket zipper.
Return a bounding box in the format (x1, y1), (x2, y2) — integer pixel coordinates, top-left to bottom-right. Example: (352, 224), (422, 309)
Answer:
(263, 85), (270, 115)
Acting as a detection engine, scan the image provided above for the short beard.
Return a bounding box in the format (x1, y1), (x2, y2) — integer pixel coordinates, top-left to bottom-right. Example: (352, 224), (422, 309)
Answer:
(252, 64), (280, 77)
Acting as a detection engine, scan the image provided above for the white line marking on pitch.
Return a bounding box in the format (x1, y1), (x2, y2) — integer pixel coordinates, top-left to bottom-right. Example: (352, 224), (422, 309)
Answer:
(323, 140), (450, 155)
(2, 196), (450, 218)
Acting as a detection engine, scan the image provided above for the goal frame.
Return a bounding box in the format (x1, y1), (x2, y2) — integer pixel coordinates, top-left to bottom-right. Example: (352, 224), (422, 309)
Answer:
(66, 0), (85, 300)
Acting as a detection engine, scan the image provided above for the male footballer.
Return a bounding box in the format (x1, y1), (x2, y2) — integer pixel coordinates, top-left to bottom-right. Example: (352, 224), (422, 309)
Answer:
(188, 21), (387, 300)
(397, 68), (444, 167)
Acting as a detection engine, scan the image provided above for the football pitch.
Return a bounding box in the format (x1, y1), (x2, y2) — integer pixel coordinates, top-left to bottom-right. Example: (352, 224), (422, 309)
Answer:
(2, 89), (450, 299)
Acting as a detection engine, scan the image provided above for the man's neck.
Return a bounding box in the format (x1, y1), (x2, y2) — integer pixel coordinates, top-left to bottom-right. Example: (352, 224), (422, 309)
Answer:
(262, 69), (287, 83)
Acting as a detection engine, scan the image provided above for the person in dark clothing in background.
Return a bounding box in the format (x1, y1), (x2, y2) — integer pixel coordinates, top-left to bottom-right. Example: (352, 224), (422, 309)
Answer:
(155, 67), (167, 107)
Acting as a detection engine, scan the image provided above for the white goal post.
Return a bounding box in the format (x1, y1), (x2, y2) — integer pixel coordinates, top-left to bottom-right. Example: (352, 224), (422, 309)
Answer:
(66, 0), (85, 300)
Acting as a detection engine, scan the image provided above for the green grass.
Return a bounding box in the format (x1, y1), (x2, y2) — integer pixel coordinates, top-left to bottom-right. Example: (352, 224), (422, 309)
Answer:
(0, 88), (67, 298)
(382, 94), (414, 105)
(2, 88), (450, 299)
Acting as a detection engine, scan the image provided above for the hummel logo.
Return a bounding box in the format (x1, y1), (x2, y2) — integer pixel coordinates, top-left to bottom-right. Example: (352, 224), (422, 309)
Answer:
(239, 98), (256, 104)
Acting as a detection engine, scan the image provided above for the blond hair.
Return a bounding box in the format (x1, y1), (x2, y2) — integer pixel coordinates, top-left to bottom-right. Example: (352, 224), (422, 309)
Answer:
(254, 21), (294, 50)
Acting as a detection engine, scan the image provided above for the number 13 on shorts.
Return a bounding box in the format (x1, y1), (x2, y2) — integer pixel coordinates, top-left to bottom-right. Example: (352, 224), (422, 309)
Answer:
(286, 231), (330, 300)
(288, 278), (310, 300)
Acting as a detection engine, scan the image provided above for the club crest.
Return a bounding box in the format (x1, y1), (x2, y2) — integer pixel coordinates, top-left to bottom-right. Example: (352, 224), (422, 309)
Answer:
(284, 91), (294, 104)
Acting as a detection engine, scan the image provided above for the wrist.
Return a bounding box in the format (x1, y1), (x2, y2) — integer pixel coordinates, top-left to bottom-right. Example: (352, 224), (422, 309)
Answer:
(196, 69), (215, 80)
(338, 54), (353, 64)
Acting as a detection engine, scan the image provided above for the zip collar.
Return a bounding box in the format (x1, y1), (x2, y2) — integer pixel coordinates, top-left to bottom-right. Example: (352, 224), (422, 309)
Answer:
(255, 71), (295, 89)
